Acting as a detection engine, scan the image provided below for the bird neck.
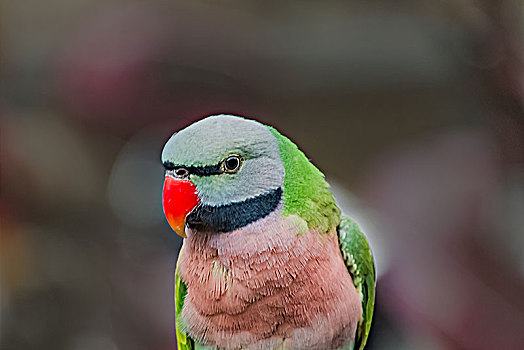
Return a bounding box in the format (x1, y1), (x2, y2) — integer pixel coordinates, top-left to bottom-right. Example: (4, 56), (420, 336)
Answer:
(267, 126), (341, 234)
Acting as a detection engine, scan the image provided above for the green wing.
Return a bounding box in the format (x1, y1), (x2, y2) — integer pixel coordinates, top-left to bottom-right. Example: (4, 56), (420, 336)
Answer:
(338, 216), (376, 350)
(175, 267), (194, 350)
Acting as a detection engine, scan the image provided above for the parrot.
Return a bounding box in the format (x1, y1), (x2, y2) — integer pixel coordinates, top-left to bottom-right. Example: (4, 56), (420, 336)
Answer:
(161, 114), (375, 350)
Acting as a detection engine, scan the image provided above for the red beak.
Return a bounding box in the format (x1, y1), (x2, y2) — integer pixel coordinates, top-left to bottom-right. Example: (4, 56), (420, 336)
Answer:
(162, 176), (200, 238)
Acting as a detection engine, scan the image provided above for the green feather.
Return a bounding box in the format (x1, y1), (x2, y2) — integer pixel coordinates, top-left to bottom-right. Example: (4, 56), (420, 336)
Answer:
(338, 216), (376, 350)
(267, 126), (340, 233)
(175, 265), (194, 350)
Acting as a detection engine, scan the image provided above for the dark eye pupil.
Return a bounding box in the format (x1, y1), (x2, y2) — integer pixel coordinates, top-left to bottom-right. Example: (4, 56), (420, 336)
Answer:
(225, 157), (239, 170)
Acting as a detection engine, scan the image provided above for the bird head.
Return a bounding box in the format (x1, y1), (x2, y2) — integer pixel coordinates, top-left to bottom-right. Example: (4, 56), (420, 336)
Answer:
(161, 115), (285, 237)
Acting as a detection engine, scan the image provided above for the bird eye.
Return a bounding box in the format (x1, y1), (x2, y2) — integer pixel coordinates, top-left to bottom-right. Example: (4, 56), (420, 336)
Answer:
(174, 167), (189, 178)
(221, 155), (242, 173)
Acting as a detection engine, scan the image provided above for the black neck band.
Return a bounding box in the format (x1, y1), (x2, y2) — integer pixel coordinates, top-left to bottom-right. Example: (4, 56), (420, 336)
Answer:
(186, 187), (282, 233)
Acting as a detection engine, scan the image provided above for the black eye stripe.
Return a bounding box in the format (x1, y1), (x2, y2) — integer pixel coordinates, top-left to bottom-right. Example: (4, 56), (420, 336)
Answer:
(163, 162), (221, 176)
(163, 161), (177, 170)
(189, 164), (222, 176)
(163, 155), (244, 177)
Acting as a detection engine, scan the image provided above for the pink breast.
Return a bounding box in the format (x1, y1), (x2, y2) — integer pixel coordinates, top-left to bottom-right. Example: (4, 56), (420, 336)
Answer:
(177, 215), (362, 349)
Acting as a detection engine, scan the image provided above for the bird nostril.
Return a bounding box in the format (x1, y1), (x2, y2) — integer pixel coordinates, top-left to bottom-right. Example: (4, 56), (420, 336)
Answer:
(175, 167), (189, 178)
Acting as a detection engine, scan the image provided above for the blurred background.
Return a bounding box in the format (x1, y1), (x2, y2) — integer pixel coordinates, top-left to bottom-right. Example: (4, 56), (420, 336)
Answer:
(1, 1), (523, 349)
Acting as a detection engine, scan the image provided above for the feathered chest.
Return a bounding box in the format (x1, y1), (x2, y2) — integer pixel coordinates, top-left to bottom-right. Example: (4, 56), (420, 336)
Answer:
(177, 215), (362, 349)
